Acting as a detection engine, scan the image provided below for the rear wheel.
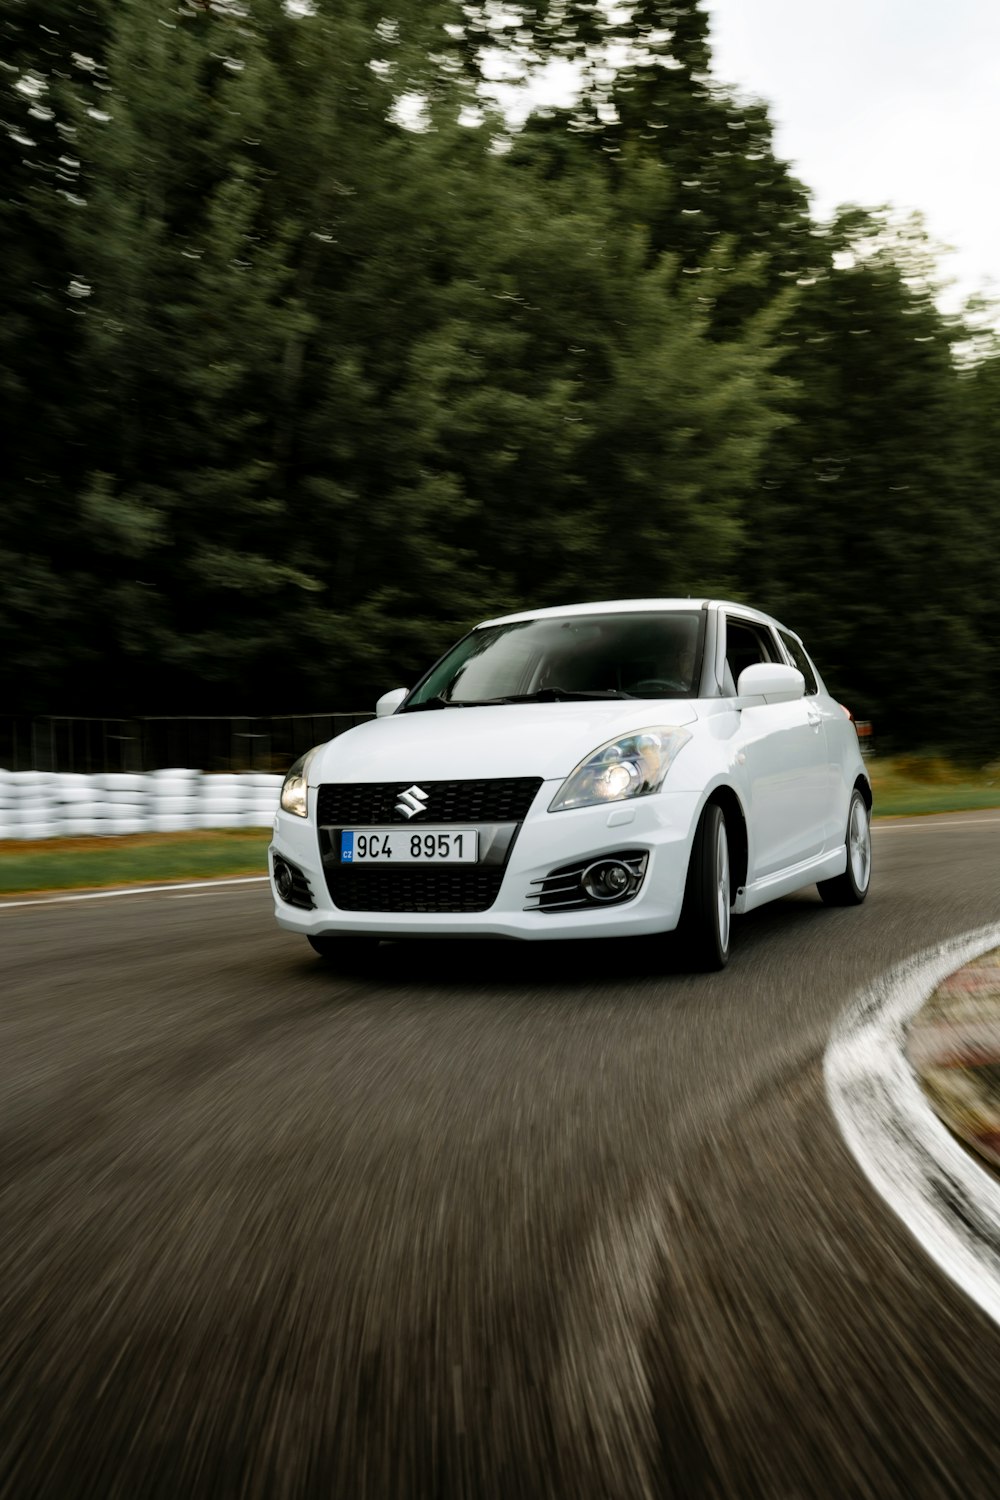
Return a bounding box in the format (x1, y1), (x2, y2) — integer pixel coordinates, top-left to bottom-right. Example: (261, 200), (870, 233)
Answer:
(678, 802), (731, 970)
(818, 788), (871, 906)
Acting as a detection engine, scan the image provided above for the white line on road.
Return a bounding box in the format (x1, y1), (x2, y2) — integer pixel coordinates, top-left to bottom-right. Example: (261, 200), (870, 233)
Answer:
(825, 924), (1000, 1330)
(0, 876), (269, 910)
(875, 816), (1000, 832)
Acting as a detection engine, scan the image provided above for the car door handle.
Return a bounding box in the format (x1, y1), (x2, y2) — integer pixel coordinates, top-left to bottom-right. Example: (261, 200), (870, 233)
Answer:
(807, 709), (822, 730)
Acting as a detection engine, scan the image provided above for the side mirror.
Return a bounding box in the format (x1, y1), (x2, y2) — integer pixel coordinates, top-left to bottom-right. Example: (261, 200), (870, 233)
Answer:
(736, 662), (805, 704)
(376, 687), (409, 718)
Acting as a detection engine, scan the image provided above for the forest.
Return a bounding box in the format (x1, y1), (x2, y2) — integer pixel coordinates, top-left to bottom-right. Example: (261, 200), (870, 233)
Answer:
(3, 0), (999, 754)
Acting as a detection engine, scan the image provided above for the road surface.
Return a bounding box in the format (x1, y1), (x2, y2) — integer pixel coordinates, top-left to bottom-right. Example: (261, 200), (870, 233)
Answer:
(3, 814), (1000, 1498)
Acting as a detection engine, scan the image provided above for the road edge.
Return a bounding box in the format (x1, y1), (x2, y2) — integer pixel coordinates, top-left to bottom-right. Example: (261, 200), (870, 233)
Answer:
(825, 923), (1000, 1329)
(0, 875), (270, 909)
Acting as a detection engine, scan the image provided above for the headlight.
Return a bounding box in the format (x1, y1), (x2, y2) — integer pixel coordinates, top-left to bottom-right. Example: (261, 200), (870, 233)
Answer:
(280, 747), (320, 818)
(549, 727), (692, 813)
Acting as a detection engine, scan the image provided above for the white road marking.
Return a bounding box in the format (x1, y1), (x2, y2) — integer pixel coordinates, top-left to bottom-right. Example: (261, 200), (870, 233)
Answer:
(825, 924), (1000, 1330)
(876, 816), (1000, 832)
(0, 876), (269, 910)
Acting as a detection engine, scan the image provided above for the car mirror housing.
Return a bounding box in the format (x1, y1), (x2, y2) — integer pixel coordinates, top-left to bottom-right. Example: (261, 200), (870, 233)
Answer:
(375, 687), (409, 718)
(736, 663), (805, 704)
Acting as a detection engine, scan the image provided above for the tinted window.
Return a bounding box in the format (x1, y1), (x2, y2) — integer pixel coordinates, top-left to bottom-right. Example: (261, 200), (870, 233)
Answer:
(406, 611), (705, 706)
(778, 630), (818, 696)
(724, 619), (779, 693)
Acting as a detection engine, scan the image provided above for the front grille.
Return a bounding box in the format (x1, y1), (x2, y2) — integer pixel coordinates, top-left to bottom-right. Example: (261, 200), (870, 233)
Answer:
(325, 865), (504, 913)
(317, 778), (542, 826)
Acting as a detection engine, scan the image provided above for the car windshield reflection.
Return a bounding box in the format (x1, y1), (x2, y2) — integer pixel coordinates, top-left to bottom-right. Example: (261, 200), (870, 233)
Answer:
(404, 610), (704, 709)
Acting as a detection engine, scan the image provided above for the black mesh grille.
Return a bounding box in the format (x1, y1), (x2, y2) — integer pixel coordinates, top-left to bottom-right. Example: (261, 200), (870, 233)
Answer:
(325, 866), (504, 913)
(317, 778), (542, 826)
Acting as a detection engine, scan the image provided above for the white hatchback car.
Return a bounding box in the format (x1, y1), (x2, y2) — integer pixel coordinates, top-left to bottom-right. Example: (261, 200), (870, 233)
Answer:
(270, 600), (871, 969)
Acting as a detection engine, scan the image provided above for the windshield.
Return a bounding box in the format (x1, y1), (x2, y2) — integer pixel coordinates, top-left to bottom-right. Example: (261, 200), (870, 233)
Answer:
(404, 611), (705, 708)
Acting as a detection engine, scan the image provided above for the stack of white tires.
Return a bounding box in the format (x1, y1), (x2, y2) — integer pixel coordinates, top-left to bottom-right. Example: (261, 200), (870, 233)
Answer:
(0, 770), (284, 839)
(50, 772), (103, 838)
(0, 771), (59, 840)
(94, 773), (153, 836)
(196, 773), (281, 829)
(147, 768), (203, 833)
(243, 773), (282, 826)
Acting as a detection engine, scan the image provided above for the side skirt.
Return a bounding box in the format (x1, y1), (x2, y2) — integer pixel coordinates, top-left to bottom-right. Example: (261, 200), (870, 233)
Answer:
(733, 846), (847, 914)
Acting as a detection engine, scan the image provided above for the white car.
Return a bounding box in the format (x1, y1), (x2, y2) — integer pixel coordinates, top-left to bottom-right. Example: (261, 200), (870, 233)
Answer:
(270, 599), (871, 969)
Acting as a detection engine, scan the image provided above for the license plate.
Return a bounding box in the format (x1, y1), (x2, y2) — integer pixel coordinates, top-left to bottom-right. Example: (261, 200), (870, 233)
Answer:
(340, 828), (479, 864)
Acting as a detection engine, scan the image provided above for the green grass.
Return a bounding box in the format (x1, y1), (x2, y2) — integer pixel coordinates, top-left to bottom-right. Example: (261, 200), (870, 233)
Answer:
(870, 755), (1000, 817)
(0, 829), (270, 897)
(2, 756), (1000, 897)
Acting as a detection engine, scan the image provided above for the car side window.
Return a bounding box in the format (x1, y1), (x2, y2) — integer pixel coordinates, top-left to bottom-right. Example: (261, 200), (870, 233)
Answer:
(778, 630), (818, 696)
(723, 618), (779, 694)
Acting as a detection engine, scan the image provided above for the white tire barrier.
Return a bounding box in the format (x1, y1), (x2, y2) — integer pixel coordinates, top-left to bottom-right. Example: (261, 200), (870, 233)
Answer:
(16, 822), (66, 841)
(0, 771), (285, 839)
(100, 773), (148, 792)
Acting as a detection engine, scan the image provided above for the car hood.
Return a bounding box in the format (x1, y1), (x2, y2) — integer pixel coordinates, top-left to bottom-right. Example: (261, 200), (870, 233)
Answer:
(309, 701), (700, 785)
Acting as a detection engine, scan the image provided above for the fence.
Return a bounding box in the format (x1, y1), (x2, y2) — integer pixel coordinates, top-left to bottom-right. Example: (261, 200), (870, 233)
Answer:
(0, 714), (373, 775)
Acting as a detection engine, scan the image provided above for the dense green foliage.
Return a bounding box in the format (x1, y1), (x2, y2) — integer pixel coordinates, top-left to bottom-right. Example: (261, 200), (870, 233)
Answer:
(2, 0), (998, 752)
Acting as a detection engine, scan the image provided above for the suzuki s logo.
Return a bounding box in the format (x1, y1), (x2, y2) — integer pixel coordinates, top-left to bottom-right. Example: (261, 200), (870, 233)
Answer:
(395, 784), (429, 819)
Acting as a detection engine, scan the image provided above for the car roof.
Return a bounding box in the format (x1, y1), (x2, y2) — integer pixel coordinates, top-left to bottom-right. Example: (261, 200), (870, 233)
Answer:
(478, 599), (788, 631)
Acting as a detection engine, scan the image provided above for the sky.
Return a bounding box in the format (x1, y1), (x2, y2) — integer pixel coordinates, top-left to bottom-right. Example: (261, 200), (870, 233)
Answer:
(703, 0), (1000, 313)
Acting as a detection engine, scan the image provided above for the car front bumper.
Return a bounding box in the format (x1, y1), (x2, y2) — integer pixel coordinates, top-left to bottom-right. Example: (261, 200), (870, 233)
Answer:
(269, 783), (702, 942)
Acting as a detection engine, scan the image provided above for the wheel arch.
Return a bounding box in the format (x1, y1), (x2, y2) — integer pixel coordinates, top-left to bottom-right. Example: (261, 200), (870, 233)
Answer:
(854, 773), (873, 812)
(704, 784), (748, 896)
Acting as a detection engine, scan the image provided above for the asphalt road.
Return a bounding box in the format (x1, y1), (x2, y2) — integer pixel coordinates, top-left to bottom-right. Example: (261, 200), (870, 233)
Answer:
(4, 815), (1000, 1499)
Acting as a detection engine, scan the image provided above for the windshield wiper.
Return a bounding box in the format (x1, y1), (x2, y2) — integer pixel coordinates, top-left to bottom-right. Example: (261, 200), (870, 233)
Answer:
(469, 687), (634, 705)
(400, 695), (469, 712)
(403, 687), (634, 711)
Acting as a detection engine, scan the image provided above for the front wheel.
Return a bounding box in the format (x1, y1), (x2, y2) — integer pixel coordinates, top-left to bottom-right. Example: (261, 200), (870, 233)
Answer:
(818, 788), (871, 906)
(678, 802), (731, 970)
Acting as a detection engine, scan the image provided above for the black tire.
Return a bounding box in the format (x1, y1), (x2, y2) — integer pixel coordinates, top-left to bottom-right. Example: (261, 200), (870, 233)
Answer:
(678, 802), (731, 970)
(307, 935), (380, 966)
(818, 788), (871, 906)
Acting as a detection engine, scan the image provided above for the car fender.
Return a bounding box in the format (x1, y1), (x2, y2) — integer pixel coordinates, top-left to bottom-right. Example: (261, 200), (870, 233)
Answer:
(694, 775), (750, 883)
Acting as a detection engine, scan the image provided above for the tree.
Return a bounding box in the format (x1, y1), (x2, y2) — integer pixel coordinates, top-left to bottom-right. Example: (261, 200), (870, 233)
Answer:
(492, 0), (817, 328)
(2, 0), (993, 751)
(0, 0), (114, 707)
(745, 209), (998, 752)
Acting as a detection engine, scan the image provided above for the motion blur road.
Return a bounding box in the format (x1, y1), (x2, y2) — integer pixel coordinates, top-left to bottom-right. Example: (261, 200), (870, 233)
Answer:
(4, 815), (1000, 1499)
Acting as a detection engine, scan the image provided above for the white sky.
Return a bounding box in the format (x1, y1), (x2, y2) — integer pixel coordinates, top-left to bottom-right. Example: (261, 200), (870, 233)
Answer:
(703, 0), (1000, 312)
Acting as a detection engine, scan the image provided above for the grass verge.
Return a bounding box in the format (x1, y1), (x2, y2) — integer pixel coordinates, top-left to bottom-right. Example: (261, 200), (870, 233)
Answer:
(1, 756), (999, 897)
(870, 755), (1000, 817)
(0, 829), (270, 897)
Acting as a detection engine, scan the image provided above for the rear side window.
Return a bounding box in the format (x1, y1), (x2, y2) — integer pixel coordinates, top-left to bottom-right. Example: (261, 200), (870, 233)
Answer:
(778, 630), (818, 696)
(723, 618), (779, 693)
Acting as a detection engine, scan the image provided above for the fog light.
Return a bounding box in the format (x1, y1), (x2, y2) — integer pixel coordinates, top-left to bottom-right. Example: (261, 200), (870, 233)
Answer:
(581, 859), (633, 902)
(273, 858), (295, 902)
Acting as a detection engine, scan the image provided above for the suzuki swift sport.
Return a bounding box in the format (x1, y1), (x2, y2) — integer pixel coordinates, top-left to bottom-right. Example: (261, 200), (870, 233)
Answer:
(269, 599), (872, 969)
